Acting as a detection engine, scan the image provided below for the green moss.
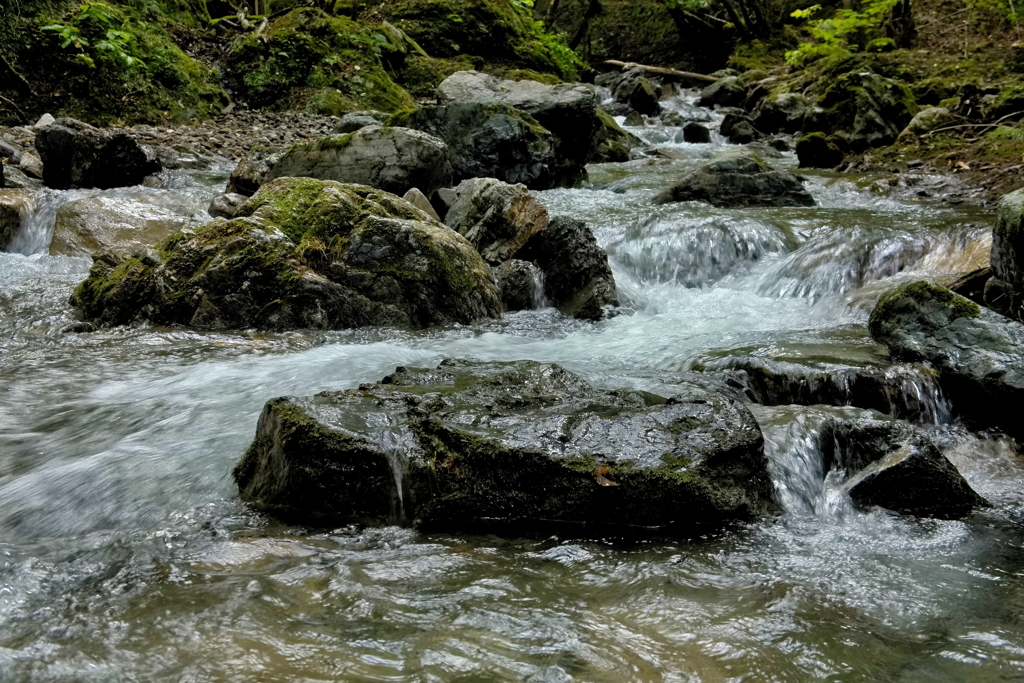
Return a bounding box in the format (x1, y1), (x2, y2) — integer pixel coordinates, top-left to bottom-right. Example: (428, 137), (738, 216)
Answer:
(873, 280), (981, 330)
(394, 54), (481, 98)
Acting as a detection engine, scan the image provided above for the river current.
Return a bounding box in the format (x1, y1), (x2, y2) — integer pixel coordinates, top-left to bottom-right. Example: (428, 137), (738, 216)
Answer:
(1, 96), (1023, 681)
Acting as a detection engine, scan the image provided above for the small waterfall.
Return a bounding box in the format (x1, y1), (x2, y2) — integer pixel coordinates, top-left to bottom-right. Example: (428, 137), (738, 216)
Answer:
(7, 189), (81, 256)
(530, 264), (548, 309)
(368, 413), (414, 524)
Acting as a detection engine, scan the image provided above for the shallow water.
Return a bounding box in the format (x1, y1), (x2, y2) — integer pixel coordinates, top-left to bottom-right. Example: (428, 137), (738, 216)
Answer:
(2, 95), (1023, 681)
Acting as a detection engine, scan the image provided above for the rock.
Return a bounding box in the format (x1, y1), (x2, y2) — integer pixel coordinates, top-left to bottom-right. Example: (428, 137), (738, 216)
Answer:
(208, 193), (249, 219)
(654, 148), (815, 208)
(823, 420), (988, 519)
(233, 359), (779, 531)
(35, 117), (162, 189)
(682, 122), (711, 143)
(753, 92), (816, 135)
(226, 147), (283, 197)
(496, 259), (542, 311)
(0, 162), (4, 189)
(660, 111), (685, 126)
(720, 112), (759, 144)
(698, 76), (746, 109)
(624, 111), (645, 127)
(517, 216), (618, 320)
(391, 102), (561, 189)
(70, 178), (501, 331)
(0, 138), (22, 165)
(50, 195), (207, 259)
(651, 148), (688, 160)
(401, 187), (440, 221)
(18, 151), (43, 180)
(0, 189), (33, 250)
(265, 126), (453, 200)
(869, 280), (1024, 438)
(896, 106), (953, 143)
(443, 177), (548, 264)
(796, 132), (845, 169)
(434, 71), (600, 186)
(0, 166), (42, 190)
(33, 113), (55, 129)
(332, 110), (389, 134)
(989, 187), (1024, 293)
(590, 108), (641, 163)
(613, 72), (661, 116)
(812, 70), (918, 152)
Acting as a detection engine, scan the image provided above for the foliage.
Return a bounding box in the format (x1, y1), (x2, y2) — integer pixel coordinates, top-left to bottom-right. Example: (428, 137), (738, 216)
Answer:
(42, 2), (146, 68)
(785, 0), (899, 65)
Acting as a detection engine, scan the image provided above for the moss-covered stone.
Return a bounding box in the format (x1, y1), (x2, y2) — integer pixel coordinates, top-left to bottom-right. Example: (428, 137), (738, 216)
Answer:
(71, 177), (501, 330)
(234, 360), (779, 532)
(814, 70), (918, 152)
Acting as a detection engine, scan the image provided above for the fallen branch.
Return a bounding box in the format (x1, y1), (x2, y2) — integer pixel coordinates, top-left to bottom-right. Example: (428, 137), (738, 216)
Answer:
(602, 60), (717, 85)
(0, 94), (29, 124)
(927, 110), (1024, 137)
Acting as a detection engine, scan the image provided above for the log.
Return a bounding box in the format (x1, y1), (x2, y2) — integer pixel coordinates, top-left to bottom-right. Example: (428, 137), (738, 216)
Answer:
(603, 60), (717, 85)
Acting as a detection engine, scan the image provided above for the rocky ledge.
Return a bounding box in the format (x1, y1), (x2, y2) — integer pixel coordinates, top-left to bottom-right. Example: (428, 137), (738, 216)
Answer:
(233, 360), (779, 534)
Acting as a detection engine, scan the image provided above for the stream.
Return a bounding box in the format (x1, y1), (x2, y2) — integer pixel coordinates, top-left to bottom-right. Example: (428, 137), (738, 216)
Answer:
(2, 95), (1023, 681)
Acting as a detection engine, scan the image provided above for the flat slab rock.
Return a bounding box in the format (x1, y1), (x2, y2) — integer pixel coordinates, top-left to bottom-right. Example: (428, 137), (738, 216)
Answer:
(234, 360), (779, 534)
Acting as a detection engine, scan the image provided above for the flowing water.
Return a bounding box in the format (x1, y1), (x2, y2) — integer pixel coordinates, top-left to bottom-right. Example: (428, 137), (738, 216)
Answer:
(2, 96), (1024, 682)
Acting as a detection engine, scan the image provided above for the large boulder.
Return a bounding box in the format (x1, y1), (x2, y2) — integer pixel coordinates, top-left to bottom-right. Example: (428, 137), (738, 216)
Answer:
(0, 189), (32, 250)
(869, 280), (1024, 438)
(517, 216), (618, 320)
(434, 71), (600, 185)
(753, 92), (816, 135)
(264, 126), (453, 199)
(34, 118), (161, 190)
(233, 359), (779, 532)
(698, 76), (746, 109)
(390, 102), (560, 188)
(70, 178), (501, 331)
(611, 68), (661, 116)
(654, 148), (815, 208)
(811, 70), (918, 152)
(443, 177), (549, 264)
(823, 420), (988, 519)
(590, 108), (642, 163)
(50, 195), (207, 259)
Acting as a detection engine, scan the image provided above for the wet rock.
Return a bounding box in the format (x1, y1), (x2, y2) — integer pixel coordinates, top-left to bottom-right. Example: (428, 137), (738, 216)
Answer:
(988, 188), (1024, 311)
(654, 148), (815, 208)
(698, 76), (746, 109)
(226, 147), (283, 197)
(869, 279), (1024, 438)
(35, 117), (161, 190)
(266, 126), (453, 200)
(434, 71), (600, 186)
(590, 108), (641, 163)
(70, 177), (501, 331)
(517, 216), (618, 320)
(753, 93), (816, 135)
(612, 71), (661, 116)
(18, 151), (43, 180)
(332, 110), (389, 134)
(51, 195), (206, 259)
(497, 259), (541, 311)
(660, 111), (685, 127)
(624, 111), (645, 127)
(0, 166), (42, 191)
(947, 266), (990, 306)
(0, 162), (4, 188)
(811, 70), (918, 152)
(401, 187), (440, 221)
(208, 193), (248, 219)
(391, 102), (561, 189)
(796, 132), (845, 169)
(233, 359), (779, 532)
(720, 112), (760, 144)
(897, 107), (953, 143)
(822, 420), (988, 518)
(444, 177), (549, 264)
(0, 189), (32, 250)
(682, 122), (711, 143)
(0, 138), (22, 165)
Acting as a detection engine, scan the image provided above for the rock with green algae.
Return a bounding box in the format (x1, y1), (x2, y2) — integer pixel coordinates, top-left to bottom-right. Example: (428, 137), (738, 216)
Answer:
(654, 148), (815, 208)
(233, 359), (779, 532)
(869, 279), (1024, 438)
(591, 108), (642, 162)
(822, 419), (988, 519)
(810, 70), (918, 153)
(70, 177), (501, 331)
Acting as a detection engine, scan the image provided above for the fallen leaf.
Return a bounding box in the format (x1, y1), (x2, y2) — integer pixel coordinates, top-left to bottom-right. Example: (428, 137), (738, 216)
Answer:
(592, 466), (618, 487)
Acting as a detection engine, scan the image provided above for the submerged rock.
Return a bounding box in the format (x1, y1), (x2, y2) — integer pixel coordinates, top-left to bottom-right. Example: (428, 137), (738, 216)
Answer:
(35, 117), (161, 190)
(822, 420), (988, 518)
(233, 360), (779, 532)
(517, 216), (618, 320)
(70, 177), (501, 331)
(654, 148), (815, 208)
(869, 279), (1024, 438)
(265, 126), (453, 199)
(51, 195), (206, 259)
(443, 177), (549, 264)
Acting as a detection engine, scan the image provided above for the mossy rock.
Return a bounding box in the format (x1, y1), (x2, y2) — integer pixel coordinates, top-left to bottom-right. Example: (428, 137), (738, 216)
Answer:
(71, 177), (501, 330)
(234, 359), (779, 532)
(814, 70), (918, 152)
(394, 54), (481, 98)
(223, 8), (414, 113)
(590, 107), (641, 163)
